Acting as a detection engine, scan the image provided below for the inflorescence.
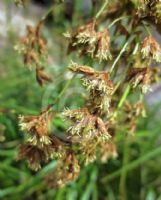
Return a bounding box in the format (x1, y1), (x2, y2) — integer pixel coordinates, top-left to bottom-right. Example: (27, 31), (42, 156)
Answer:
(17, 0), (161, 188)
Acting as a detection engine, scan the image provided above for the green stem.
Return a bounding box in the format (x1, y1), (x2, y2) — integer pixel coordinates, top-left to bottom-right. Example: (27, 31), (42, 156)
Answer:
(112, 61), (132, 96)
(108, 16), (128, 28)
(112, 80), (122, 95)
(95, 0), (109, 19)
(142, 21), (151, 36)
(110, 38), (133, 74)
(101, 145), (161, 183)
(41, 5), (55, 21)
(111, 85), (131, 119)
(53, 75), (75, 104)
(117, 85), (131, 109)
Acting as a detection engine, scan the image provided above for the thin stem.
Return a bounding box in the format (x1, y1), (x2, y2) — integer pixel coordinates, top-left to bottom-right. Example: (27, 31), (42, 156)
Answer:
(132, 42), (139, 55)
(41, 5), (55, 21)
(53, 75), (76, 104)
(111, 84), (131, 119)
(142, 21), (151, 36)
(95, 0), (109, 19)
(110, 37), (134, 74)
(112, 80), (122, 95)
(101, 145), (161, 183)
(117, 85), (131, 109)
(112, 60), (132, 95)
(41, 75), (75, 113)
(108, 16), (128, 29)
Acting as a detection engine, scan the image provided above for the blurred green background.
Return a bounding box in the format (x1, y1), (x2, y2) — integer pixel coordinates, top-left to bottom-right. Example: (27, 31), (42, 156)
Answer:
(0, 1), (161, 200)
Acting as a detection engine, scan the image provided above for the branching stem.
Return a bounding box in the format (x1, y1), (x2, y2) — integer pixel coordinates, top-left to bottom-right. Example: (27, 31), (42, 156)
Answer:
(95, 0), (109, 19)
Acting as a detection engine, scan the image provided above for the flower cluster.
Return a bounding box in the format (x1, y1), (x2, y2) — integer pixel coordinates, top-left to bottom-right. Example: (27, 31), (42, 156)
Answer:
(65, 21), (112, 62)
(63, 108), (111, 165)
(69, 62), (113, 114)
(132, 0), (161, 23)
(15, 20), (52, 86)
(16, 0), (161, 189)
(131, 0), (149, 14)
(46, 151), (80, 188)
(149, 0), (161, 24)
(63, 108), (110, 141)
(126, 67), (155, 93)
(122, 100), (146, 135)
(62, 62), (114, 166)
(141, 36), (161, 63)
(100, 141), (118, 163)
(18, 108), (65, 171)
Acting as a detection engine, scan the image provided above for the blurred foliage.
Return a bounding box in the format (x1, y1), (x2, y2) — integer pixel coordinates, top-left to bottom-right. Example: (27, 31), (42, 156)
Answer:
(0, 0), (161, 200)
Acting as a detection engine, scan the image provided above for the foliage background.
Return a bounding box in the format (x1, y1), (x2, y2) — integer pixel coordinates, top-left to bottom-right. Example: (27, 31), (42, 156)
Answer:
(0, 0), (161, 199)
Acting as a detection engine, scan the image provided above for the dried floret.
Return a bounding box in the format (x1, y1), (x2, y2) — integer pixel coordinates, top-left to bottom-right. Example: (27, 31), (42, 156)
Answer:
(95, 30), (112, 62)
(65, 21), (112, 62)
(18, 134), (65, 171)
(100, 142), (118, 163)
(46, 151), (80, 188)
(19, 108), (53, 147)
(126, 67), (154, 93)
(15, 20), (51, 86)
(69, 62), (113, 113)
(63, 108), (111, 142)
(123, 100), (146, 135)
(149, 0), (161, 24)
(141, 36), (161, 63)
(36, 66), (52, 86)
